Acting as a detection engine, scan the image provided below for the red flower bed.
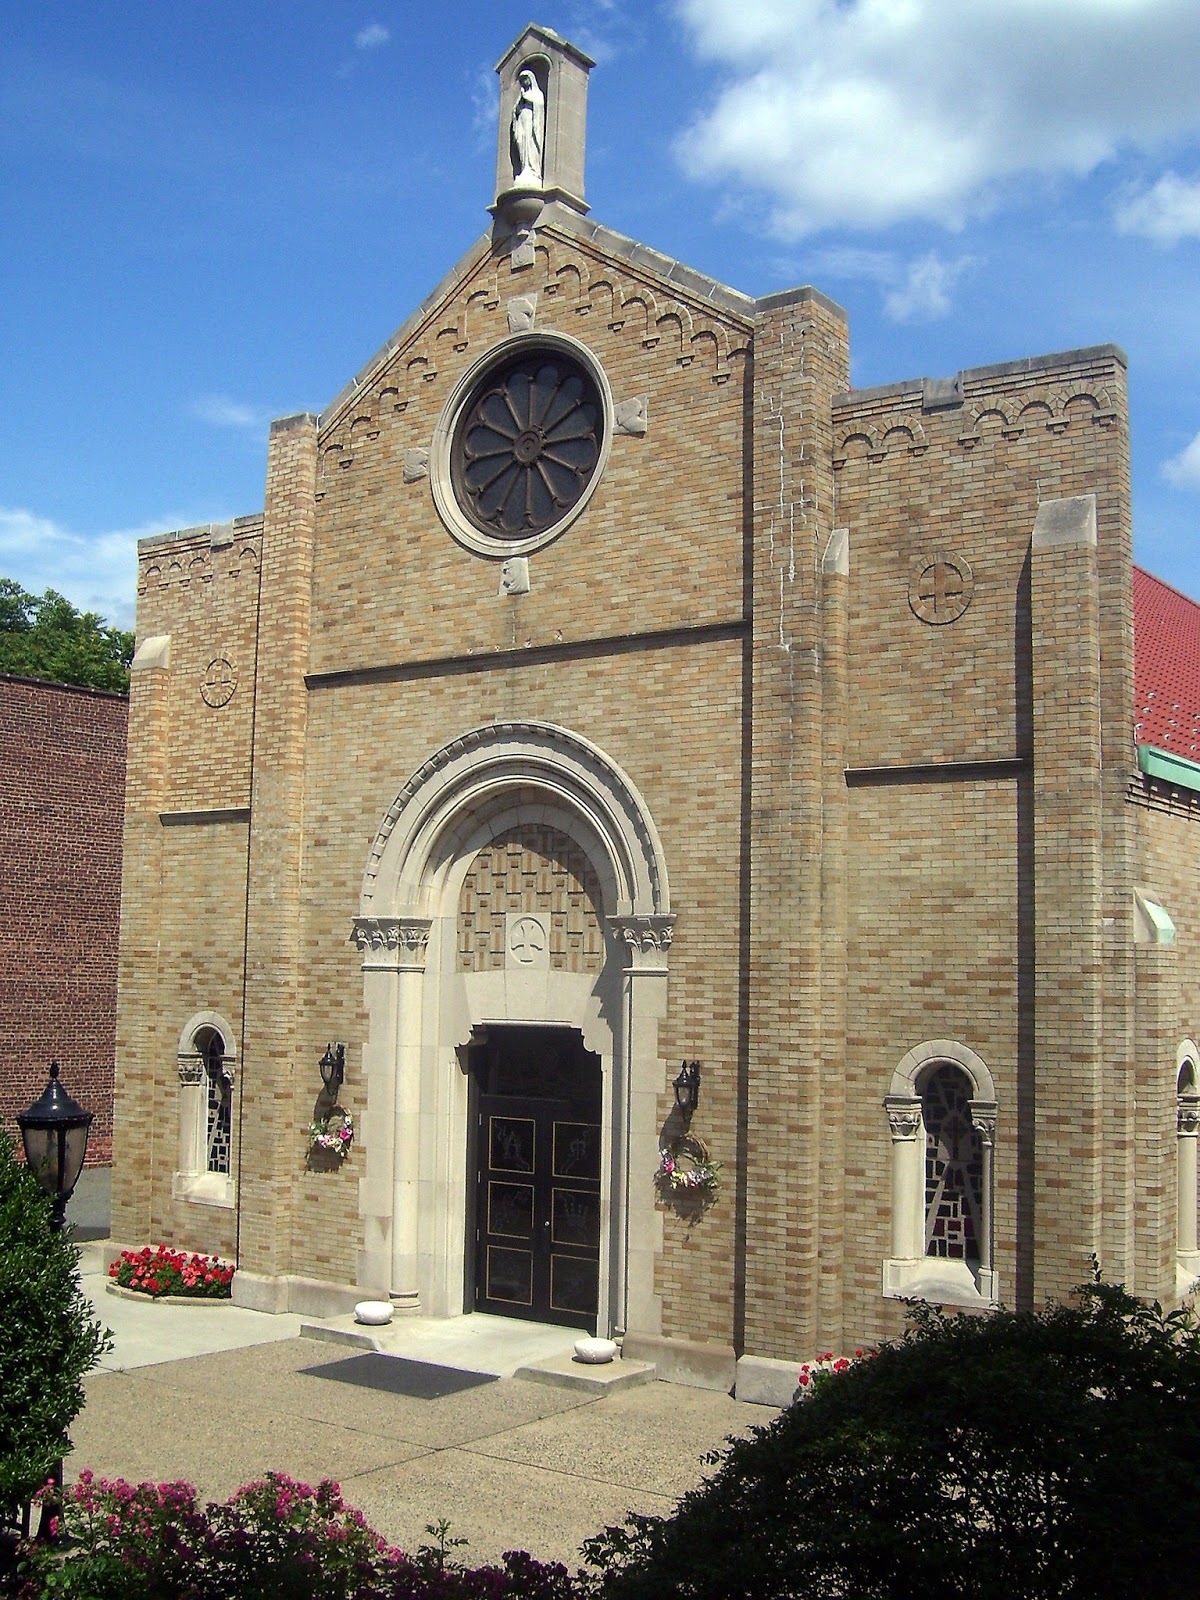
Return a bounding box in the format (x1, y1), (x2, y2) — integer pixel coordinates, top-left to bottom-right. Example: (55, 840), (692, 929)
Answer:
(108, 1245), (234, 1299)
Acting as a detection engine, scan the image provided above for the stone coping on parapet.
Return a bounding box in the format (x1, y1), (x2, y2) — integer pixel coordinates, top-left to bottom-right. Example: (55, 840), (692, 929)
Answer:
(317, 207), (858, 436)
(136, 514), (264, 556)
(832, 342), (1129, 413)
(0, 672), (128, 703)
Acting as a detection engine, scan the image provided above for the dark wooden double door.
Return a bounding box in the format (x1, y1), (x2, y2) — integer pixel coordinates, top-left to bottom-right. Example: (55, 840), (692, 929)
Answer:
(469, 1026), (602, 1331)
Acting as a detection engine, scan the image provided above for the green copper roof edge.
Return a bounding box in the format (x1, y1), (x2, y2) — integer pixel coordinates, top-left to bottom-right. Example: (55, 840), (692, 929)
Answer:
(1137, 743), (1200, 794)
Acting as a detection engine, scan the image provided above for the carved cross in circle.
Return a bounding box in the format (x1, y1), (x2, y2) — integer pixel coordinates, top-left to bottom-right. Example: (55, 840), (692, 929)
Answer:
(200, 657), (237, 708)
(909, 551), (973, 626)
(509, 914), (547, 965)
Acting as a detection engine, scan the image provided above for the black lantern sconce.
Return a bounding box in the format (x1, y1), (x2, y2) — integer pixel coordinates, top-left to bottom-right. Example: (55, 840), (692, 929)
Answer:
(318, 1043), (346, 1101)
(17, 1061), (94, 1231)
(673, 1059), (701, 1116)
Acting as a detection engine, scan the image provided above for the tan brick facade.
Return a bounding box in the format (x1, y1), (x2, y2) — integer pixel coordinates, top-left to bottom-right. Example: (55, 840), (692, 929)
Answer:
(112, 27), (1200, 1389)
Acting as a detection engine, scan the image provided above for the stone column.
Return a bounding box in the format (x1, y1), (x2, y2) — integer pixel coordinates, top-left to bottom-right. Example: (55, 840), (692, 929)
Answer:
(971, 1099), (998, 1299)
(884, 1097), (924, 1260)
(1177, 1096), (1200, 1273)
(610, 913), (674, 1340)
(353, 917), (430, 1301)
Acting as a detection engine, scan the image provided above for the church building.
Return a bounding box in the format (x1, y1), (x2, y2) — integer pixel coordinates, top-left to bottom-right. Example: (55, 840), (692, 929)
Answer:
(112, 25), (1200, 1399)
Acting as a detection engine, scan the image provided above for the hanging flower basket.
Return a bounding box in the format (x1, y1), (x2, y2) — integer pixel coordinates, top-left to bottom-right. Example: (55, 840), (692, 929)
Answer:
(655, 1134), (721, 1206)
(307, 1110), (353, 1162)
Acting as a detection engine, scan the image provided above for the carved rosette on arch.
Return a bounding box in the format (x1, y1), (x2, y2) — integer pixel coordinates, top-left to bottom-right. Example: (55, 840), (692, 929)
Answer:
(351, 916), (432, 971)
(610, 914), (676, 971)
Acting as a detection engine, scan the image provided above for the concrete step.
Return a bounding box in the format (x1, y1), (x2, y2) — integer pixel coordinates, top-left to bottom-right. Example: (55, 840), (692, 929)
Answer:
(514, 1351), (657, 1394)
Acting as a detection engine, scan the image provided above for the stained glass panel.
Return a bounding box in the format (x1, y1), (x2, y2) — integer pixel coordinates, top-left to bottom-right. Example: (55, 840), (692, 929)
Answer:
(923, 1065), (982, 1263)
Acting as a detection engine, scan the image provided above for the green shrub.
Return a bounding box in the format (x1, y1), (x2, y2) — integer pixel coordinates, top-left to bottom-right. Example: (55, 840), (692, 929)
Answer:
(0, 1133), (110, 1528)
(584, 1281), (1200, 1599)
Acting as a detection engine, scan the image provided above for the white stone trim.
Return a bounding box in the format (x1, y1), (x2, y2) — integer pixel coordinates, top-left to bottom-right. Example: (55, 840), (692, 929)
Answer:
(884, 1041), (998, 1309)
(174, 1009), (237, 1210)
(355, 721), (671, 1341)
(1177, 1041), (1200, 1288)
(361, 721), (669, 918)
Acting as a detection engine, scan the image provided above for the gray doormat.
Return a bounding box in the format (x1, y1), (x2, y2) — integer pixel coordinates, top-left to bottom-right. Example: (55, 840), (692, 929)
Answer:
(302, 1352), (499, 1400)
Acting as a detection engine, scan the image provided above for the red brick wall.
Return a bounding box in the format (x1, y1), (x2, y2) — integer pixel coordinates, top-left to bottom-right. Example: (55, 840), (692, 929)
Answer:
(0, 675), (127, 1164)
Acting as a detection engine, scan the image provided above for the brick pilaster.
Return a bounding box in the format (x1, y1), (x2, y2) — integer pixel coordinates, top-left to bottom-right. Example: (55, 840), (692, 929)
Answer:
(743, 289), (849, 1356)
(238, 413), (318, 1277)
(112, 637), (172, 1240)
(1030, 494), (1103, 1302)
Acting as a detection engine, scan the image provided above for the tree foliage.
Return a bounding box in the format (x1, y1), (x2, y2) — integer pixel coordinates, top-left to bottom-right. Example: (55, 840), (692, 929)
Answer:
(584, 1283), (1200, 1599)
(0, 580), (133, 693)
(0, 1135), (111, 1528)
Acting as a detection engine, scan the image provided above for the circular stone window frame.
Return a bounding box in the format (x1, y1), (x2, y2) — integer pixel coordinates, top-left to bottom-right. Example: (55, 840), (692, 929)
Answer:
(430, 330), (615, 560)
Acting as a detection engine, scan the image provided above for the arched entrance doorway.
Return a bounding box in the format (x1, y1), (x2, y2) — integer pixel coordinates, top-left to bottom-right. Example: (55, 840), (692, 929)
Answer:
(352, 722), (674, 1342)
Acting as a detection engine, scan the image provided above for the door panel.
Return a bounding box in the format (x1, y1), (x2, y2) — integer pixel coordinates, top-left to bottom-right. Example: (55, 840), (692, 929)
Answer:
(471, 1028), (601, 1330)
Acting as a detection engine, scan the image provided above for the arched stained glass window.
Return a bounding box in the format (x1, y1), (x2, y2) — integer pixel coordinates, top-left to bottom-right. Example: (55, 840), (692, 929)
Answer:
(922, 1064), (983, 1264)
(196, 1025), (233, 1177)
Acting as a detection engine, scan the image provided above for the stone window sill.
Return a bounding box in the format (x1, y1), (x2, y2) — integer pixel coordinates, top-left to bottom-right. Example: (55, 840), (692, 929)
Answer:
(172, 1170), (235, 1210)
(883, 1257), (998, 1309)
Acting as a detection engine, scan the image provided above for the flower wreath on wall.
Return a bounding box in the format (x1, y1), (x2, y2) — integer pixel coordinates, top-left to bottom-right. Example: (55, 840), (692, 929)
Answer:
(655, 1134), (721, 1207)
(307, 1110), (354, 1164)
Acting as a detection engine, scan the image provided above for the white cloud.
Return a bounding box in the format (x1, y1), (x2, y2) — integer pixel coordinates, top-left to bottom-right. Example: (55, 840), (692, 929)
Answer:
(1163, 432), (1200, 490)
(1115, 171), (1200, 244)
(805, 245), (972, 320)
(672, 0), (1200, 237)
(883, 251), (973, 322)
(354, 24), (390, 50)
(470, 68), (499, 152)
(0, 507), (195, 630)
(190, 394), (273, 434)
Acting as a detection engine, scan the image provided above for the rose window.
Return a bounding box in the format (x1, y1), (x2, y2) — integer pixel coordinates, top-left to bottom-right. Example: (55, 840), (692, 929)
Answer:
(451, 352), (603, 539)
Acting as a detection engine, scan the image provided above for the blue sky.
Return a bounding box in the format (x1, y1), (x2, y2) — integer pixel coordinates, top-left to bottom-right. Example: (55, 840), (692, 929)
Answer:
(4, 0), (1200, 629)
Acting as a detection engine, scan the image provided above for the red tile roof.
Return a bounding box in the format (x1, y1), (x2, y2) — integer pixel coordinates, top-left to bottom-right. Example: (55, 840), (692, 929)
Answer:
(1134, 566), (1200, 756)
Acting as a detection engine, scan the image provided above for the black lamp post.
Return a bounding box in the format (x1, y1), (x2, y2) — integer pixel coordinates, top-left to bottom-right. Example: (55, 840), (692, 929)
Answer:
(319, 1043), (346, 1101)
(673, 1059), (701, 1115)
(17, 1062), (93, 1231)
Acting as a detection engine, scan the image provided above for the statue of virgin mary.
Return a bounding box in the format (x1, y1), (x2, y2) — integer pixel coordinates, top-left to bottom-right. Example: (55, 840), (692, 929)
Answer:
(511, 68), (545, 187)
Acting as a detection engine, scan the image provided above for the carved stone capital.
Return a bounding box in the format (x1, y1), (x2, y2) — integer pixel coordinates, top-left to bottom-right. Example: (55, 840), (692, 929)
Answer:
(884, 1095), (923, 1141)
(178, 1055), (235, 1087)
(352, 916), (432, 970)
(610, 914), (675, 971)
(1179, 1097), (1200, 1136)
(970, 1100), (998, 1146)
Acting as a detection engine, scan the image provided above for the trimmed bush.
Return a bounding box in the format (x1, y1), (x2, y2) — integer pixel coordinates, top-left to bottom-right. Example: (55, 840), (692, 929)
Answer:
(0, 1133), (110, 1530)
(584, 1281), (1200, 1599)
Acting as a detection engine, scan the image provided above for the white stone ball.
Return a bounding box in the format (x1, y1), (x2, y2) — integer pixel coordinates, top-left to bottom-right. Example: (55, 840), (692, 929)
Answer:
(573, 1336), (617, 1363)
(353, 1300), (394, 1325)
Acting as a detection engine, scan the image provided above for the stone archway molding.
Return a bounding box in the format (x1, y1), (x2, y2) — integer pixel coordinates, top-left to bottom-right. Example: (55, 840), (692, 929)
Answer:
(352, 720), (673, 1339)
(360, 720), (670, 920)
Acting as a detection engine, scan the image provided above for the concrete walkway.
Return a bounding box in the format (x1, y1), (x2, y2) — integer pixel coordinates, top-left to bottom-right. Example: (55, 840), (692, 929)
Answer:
(71, 1234), (774, 1570)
